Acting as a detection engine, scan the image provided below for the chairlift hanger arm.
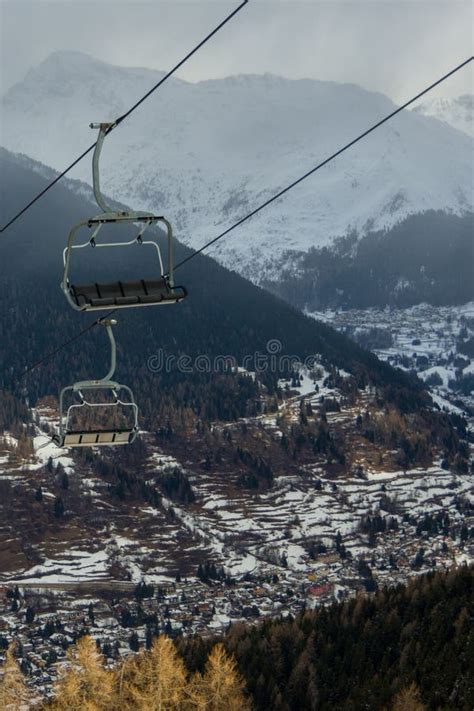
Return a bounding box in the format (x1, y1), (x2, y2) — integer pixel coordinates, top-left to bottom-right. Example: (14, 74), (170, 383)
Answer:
(71, 318), (118, 386)
(54, 117), (185, 446)
(59, 122), (183, 312)
(90, 123), (114, 213)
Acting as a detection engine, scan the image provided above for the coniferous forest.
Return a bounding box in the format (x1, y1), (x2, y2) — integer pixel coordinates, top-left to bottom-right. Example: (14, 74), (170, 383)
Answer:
(0, 148), (435, 430)
(1, 566), (472, 709)
(178, 565), (473, 710)
(263, 211), (474, 311)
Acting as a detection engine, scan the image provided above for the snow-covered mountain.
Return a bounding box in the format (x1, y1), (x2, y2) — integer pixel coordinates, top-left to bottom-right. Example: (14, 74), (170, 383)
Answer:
(1, 50), (472, 284)
(412, 94), (473, 137)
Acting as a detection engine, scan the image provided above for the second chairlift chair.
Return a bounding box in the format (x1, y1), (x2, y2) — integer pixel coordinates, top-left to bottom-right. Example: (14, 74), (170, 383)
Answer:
(55, 122), (187, 448)
(53, 318), (139, 448)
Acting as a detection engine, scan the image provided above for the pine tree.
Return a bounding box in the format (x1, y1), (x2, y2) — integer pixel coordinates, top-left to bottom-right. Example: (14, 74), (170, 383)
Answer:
(49, 635), (113, 711)
(288, 644), (318, 710)
(54, 496), (65, 518)
(129, 632), (140, 652)
(0, 645), (31, 710)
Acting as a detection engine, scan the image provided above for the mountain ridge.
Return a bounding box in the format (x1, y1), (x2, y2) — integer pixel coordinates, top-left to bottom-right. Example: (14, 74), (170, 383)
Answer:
(2, 50), (472, 294)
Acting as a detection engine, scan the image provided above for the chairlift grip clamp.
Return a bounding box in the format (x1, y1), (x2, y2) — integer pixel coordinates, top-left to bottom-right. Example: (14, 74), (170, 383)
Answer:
(98, 317), (117, 328)
(90, 122), (115, 131)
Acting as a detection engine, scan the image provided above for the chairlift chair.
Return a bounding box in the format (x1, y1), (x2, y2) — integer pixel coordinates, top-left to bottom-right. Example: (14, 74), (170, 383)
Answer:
(61, 122), (187, 312)
(52, 319), (139, 448)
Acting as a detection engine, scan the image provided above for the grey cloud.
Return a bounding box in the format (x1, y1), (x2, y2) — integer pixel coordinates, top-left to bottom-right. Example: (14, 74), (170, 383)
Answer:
(1, 0), (472, 102)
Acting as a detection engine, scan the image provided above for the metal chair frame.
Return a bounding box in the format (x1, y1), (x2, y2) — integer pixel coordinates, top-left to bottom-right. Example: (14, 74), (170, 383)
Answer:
(61, 122), (179, 312)
(54, 319), (139, 448)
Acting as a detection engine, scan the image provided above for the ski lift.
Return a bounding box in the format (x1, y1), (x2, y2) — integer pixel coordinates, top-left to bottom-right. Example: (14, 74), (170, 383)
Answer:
(52, 319), (139, 447)
(61, 122), (187, 312)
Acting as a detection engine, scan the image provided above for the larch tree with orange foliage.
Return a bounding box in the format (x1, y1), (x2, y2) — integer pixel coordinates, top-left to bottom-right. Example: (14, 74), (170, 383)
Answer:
(117, 634), (188, 710)
(0, 644), (31, 711)
(189, 642), (251, 711)
(48, 635), (114, 711)
(390, 682), (426, 711)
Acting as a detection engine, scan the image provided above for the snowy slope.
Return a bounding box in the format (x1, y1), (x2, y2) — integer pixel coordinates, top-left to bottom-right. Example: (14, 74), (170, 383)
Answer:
(1, 51), (472, 282)
(412, 94), (473, 137)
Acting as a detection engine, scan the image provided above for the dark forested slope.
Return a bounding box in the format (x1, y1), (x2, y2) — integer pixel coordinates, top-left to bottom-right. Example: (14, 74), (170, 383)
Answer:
(179, 565), (474, 711)
(264, 211), (474, 310)
(0, 148), (429, 425)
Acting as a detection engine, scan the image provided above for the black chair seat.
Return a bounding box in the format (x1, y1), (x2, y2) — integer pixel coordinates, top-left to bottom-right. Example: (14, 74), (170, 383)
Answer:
(54, 430), (134, 447)
(69, 279), (186, 309)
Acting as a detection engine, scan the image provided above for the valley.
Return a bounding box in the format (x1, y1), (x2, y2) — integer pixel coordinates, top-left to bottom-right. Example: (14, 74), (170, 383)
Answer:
(0, 352), (472, 694)
(311, 301), (474, 418)
(0, 50), (472, 704)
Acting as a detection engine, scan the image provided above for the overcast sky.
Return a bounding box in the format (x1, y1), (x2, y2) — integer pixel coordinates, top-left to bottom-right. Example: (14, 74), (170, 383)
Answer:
(1, 1), (472, 102)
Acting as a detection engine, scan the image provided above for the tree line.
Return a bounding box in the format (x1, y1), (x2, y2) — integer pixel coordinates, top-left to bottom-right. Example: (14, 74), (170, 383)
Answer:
(0, 635), (250, 710)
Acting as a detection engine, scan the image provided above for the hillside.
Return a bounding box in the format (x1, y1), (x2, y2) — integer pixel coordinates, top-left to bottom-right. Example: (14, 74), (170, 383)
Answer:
(178, 565), (474, 711)
(264, 210), (474, 310)
(1, 51), (472, 306)
(0, 149), (470, 578)
(0, 147), (426, 409)
(0, 148), (472, 698)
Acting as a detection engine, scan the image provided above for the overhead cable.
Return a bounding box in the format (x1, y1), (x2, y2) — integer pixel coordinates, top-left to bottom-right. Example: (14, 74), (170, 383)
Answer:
(21, 56), (473, 375)
(0, 0), (249, 234)
(173, 56), (473, 272)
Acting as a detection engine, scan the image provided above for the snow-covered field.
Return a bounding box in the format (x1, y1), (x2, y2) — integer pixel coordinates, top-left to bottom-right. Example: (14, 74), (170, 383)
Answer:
(0, 387), (467, 586)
